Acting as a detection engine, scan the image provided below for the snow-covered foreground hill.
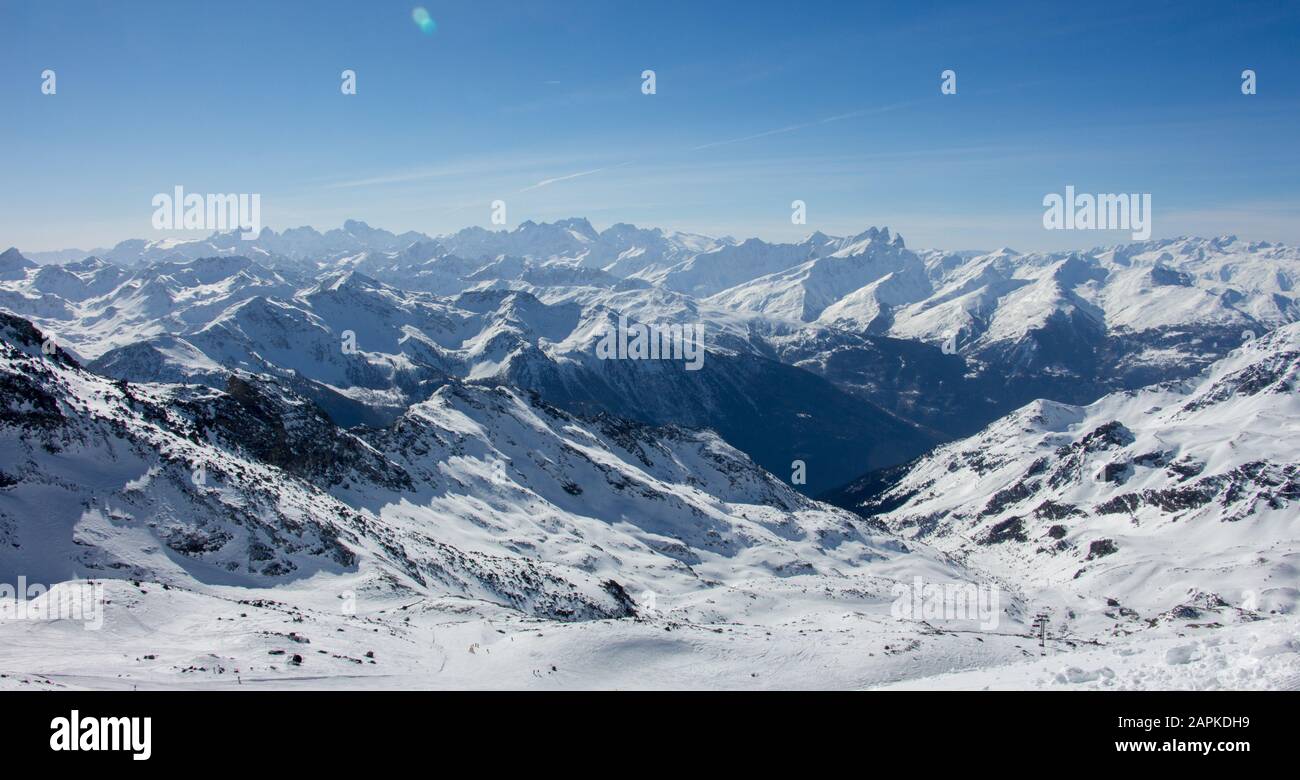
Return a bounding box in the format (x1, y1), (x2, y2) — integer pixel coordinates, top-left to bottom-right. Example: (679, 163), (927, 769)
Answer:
(2, 311), (1298, 689)
(0, 309), (947, 609)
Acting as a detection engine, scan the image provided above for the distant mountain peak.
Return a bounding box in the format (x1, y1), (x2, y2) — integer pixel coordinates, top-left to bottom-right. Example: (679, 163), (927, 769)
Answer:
(341, 219), (377, 235)
(0, 246), (34, 266)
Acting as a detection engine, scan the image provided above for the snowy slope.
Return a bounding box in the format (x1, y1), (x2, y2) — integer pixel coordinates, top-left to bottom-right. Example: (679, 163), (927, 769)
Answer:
(857, 322), (1300, 629)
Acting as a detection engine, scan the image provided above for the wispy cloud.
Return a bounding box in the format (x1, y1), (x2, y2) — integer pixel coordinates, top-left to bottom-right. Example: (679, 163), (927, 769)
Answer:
(319, 154), (584, 190)
(690, 99), (925, 152)
(511, 99), (929, 195)
(319, 95), (954, 202)
(518, 167), (613, 192)
(323, 167), (462, 189)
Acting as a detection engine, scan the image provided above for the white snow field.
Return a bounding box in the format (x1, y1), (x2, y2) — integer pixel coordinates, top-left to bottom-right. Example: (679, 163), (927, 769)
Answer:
(4, 577), (1295, 690)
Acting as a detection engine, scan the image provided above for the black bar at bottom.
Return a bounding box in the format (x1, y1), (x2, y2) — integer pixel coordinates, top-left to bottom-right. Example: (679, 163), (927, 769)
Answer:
(0, 690), (1288, 768)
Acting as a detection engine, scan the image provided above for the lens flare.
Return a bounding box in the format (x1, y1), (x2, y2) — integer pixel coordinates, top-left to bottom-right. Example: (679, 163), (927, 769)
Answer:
(411, 7), (436, 35)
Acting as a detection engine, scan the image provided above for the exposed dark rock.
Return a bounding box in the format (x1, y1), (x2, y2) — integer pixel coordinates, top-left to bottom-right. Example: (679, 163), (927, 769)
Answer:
(981, 479), (1038, 516)
(1034, 500), (1083, 520)
(1086, 539), (1118, 560)
(1095, 494), (1141, 515)
(981, 516), (1027, 545)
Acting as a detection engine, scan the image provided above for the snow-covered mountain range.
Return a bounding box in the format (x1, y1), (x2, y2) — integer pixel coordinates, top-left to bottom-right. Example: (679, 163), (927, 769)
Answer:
(3, 220), (1298, 689)
(5, 225), (1295, 491)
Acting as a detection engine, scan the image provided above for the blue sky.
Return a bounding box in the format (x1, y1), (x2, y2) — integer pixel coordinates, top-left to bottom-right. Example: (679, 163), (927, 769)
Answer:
(2, 0), (1299, 252)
